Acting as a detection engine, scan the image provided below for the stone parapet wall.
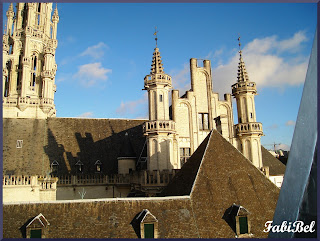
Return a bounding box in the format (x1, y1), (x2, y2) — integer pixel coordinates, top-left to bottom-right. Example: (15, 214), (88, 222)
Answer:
(3, 175), (57, 203)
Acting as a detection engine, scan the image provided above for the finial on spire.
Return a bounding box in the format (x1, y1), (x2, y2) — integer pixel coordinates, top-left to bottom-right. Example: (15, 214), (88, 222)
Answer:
(9, 3), (14, 12)
(237, 34), (242, 56)
(154, 26), (158, 47)
(53, 3), (58, 15)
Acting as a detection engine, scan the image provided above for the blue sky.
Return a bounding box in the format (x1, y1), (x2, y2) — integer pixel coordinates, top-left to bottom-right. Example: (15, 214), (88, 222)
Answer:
(3, 3), (317, 151)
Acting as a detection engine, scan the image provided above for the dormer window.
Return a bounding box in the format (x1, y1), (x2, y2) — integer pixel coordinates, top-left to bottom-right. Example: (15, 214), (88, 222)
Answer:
(223, 204), (252, 238)
(75, 160), (84, 173)
(131, 209), (159, 238)
(50, 160), (59, 176)
(94, 160), (102, 173)
(25, 213), (49, 238)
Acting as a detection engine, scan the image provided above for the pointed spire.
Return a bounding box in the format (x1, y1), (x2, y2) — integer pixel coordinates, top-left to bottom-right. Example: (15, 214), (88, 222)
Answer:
(53, 3), (58, 16)
(150, 47), (164, 75)
(237, 36), (250, 82)
(8, 3), (14, 12)
(150, 27), (164, 75)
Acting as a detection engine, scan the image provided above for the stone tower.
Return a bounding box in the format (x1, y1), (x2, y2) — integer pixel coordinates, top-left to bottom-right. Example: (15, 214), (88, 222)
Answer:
(3, 3), (59, 119)
(143, 34), (176, 171)
(232, 38), (263, 168)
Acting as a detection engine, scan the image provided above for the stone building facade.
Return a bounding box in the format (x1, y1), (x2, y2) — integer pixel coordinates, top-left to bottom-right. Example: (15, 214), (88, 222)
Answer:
(2, 3), (285, 201)
(3, 3), (58, 119)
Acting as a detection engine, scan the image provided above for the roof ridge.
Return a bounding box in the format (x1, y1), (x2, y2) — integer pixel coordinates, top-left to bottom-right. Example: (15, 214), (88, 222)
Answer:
(190, 131), (213, 195)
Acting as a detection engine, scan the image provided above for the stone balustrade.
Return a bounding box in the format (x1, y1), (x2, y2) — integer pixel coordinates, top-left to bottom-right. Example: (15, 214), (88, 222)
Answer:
(57, 174), (130, 186)
(143, 120), (176, 134)
(40, 98), (54, 105)
(142, 169), (178, 186)
(3, 175), (31, 186)
(235, 122), (263, 135)
(144, 73), (172, 88)
(231, 81), (257, 94)
(3, 97), (18, 105)
(57, 170), (177, 188)
(3, 175), (57, 190)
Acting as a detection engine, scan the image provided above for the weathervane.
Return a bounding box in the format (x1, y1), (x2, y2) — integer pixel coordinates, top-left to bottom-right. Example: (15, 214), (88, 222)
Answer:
(154, 26), (158, 47)
(237, 34), (242, 55)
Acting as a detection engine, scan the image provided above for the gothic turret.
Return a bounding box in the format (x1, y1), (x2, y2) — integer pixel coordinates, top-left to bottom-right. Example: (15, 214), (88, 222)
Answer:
(232, 37), (263, 168)
(3, 3), (58, 119)
(143, 29), (176, 171)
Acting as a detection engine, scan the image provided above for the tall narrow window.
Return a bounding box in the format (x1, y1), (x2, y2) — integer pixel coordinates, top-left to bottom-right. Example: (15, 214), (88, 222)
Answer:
(37, 3), (41, 25)
(22, 4), (27, 28)
(31, 55), (37, 87)
(144, 224), (154, 238)
(239, 216), (248, 234)
(198, 113), (209, 130)
(4, 61), (11, 97)
(180, 147), (191, 167)
(17, 55), (22, 88)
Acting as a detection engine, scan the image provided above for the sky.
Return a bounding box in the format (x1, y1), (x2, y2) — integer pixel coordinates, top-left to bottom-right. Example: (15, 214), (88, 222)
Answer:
(3, 2), (317, 151)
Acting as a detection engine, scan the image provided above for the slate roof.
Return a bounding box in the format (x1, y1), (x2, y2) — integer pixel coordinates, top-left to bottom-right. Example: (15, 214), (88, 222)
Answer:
(161, 130), (280, 238)
(117, 132), (137, 159)
(3, 130), (280, 238)
(3, 118), (147, 175)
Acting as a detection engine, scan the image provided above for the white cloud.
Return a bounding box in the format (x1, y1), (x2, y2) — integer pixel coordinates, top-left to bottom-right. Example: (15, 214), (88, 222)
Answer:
(205, 48), (224, 60)
(286, 120), (296, 126)
(277, 31), (308, 53)
(116, 93), (148, 116)
(170, 63), (190, 94)
(266, 124), (278, 130)
(80, 42), (108, 59)
(77, 112), (94, 118)
(213, 31), (309, 97)
(73, 62), (112, 87)
(278, 143), (290, 151)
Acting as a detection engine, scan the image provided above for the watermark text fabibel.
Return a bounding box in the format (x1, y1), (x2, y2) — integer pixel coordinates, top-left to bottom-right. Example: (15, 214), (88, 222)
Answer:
(263, 221), (315, 233)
